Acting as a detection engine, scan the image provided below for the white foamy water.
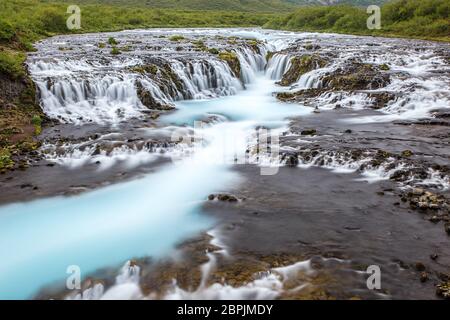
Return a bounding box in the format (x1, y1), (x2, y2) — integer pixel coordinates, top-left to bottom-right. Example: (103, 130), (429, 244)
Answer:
(3, 28), (448, 300)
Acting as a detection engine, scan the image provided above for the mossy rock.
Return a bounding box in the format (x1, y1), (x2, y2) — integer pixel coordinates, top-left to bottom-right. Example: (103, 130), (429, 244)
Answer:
(379, 63), (390, 71)
(107, 37), (118, 45)
(276, 88), (326, 102)
(218, 51), (241, 78)
(266, 51), (274, 61)
(168, 35), (185, 42)
(0, 148), (14, 171)
(301, 129), (317, 136)
(322, 62), (390, 91)
(208, 48), (219, 55)
(401, 150), (413, 158)
(279, 55), (327, 86)
(110, 46), (121, 55)
(130, 64), (159, 75)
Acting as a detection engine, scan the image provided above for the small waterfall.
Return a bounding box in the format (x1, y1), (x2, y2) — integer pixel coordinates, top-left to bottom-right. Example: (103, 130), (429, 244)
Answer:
(29, 43), (269, 125)
(265, 53), (291, 80)
(170, 60), (243, 100)
(36, 74), (144, 124)
(235, 46), (267, 84)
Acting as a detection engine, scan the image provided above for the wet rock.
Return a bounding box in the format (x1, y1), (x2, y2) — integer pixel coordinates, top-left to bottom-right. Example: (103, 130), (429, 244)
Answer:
(218, 51), (241, 78)
(415, 262), (426, 272)
(279, 55), (327, 86)
(276, 88), (325, 102)
(367, 92), (396, 109)
(436, 282), (450, 299)
(401, 150), (413, 158)
(322, 62), (390, 91)
(280, 151), (299, 167)
(208, 193), (240, 202)
(136, 82), (175, 111)
(301, 129), (317, 136)
(430, 254), (439, 261)
(420, 272), (428, 283)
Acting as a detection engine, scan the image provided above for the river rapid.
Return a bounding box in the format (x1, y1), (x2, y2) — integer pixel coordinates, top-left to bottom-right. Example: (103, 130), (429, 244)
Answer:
(0, 28), (449, 300)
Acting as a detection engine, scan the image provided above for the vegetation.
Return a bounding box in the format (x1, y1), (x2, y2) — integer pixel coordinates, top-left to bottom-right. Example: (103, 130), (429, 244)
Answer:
(264, 0), (449, 41)
(31, 115), (42, 135)
(0, 50), (26, 80)
(110, 46), (121, 55)
(168, 35), (186, 42)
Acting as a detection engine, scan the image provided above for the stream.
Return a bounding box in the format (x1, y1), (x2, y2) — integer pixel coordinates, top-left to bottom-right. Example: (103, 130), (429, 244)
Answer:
(0, 28), (449, 300)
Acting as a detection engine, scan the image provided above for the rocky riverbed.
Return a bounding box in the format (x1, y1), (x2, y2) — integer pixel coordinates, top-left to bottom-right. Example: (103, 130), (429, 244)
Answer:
(0, 28), (449, 300)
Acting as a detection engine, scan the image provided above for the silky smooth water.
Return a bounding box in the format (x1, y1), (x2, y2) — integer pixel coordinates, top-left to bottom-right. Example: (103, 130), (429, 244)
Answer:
(0, 69), (309, 299)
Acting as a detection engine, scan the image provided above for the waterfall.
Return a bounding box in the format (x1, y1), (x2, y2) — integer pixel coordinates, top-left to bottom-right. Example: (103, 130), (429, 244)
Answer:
(234, 46), (267, 84)
(265, 53), (291, 80)
(35, 74), (144, 124)
(29, 43), (268, 125)
(170, 60), (243, 100)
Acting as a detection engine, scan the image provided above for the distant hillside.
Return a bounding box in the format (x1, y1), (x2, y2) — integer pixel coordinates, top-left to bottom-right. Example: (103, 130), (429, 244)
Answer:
(47, 0), (387, 12)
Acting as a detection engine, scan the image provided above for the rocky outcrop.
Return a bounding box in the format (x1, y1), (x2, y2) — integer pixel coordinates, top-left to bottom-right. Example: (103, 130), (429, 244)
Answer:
(321, 62), (390, 91)
(136, 81), (175, 112)
(218, 51), (241, 78)
(0, 69), (44, 173)
(278, 55), (327, 86)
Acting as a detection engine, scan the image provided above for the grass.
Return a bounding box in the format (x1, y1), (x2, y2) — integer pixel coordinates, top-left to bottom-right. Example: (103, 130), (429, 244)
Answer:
(264, 0), (450, 42)
(0, 50), (26, 80)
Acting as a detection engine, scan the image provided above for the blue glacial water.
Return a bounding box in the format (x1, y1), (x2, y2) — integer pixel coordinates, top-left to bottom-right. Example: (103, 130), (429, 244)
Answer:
(0, 74), (309, 299)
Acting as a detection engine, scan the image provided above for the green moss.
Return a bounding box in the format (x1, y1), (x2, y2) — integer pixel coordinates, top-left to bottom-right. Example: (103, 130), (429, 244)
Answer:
(266, 51), (274, 61)
(218, 51), (241, 77)
(0, 51), (26, 80)
(31, 115), (42, 135)
(130, 64), (158, 75)
(379, 63), (390, 71)
(108, 37), (118, 45)
(169, 35), (185, 42)
(0, 148), (14, 172)
(401, 150), (413, 158)
(98, 42), (106, 48)
(110, 46), (121, 55)
(208, 48), (219, 55)
(279, 55), (327, 86)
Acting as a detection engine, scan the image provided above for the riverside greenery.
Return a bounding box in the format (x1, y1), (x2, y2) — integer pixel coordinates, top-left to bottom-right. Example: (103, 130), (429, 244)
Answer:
(0, 0), (449, 80)
(264, 0), (449, 42)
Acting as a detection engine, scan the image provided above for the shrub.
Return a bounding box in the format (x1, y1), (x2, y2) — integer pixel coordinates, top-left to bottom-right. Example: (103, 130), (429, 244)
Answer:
(0, 51), (25, 80)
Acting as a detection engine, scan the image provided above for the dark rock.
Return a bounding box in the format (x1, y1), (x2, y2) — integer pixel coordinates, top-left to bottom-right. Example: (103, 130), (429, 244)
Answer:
(420, 272), (428, 283)
(208, 193), (239, 202)
(415, 262), (426, 271)
(301, 129), (317, 136)
(367, 92), (396, 109)
(430, 254), (439, 261)
(445, 222), (450, 235)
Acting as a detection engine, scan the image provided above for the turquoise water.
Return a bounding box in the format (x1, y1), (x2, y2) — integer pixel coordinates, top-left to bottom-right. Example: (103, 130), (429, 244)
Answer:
(0, 74), (309, 300)
(0, 153), (237, 299)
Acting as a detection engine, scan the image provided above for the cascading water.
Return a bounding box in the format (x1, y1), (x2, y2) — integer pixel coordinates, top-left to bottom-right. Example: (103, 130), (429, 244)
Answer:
(1, 28), (449, 300)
